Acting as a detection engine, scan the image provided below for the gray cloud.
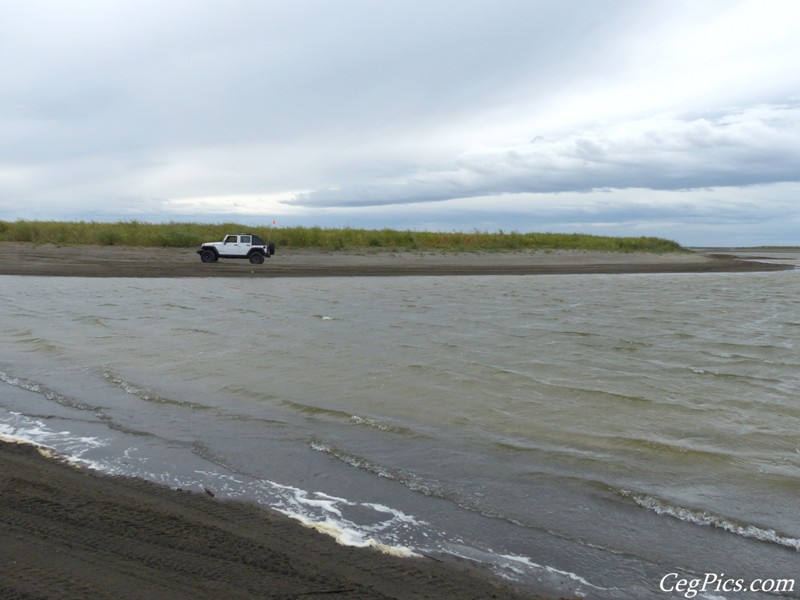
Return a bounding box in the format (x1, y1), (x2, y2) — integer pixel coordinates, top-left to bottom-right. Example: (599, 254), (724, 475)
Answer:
(288, 103), (800, 207)
(1, 0), (799, 245)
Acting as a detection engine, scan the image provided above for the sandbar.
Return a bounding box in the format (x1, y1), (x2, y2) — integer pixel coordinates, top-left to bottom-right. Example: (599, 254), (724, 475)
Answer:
(0, 243), (792, 278)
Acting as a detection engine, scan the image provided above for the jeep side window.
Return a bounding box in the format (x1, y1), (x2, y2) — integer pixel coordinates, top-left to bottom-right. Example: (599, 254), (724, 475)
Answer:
(240, 235), (251, 244)
(224, 235), (237, 244)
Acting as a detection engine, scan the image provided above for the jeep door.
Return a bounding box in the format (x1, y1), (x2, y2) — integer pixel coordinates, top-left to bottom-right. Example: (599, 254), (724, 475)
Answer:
(225, 235), (249, 257)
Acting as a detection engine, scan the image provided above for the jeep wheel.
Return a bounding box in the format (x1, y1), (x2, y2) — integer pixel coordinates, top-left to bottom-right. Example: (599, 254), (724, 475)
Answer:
(200, 249), (217, 263)
(249, 252), (265, 264)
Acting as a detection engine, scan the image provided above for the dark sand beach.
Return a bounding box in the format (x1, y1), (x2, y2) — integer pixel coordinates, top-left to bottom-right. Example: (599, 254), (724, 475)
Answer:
(0, 244), (793, 600)
(0, 242), (792, 278)
(0, 440), (535, 600)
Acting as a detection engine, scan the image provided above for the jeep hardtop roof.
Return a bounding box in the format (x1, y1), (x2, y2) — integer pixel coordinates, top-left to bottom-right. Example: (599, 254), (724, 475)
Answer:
(220, 234), (267, 245)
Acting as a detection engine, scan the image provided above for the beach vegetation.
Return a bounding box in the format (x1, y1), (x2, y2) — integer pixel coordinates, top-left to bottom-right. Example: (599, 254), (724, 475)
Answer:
(0, 220), (688, 253)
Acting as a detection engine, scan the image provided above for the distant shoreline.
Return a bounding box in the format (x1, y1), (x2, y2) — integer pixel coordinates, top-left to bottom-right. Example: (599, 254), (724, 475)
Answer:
(0, 242), (793, 278)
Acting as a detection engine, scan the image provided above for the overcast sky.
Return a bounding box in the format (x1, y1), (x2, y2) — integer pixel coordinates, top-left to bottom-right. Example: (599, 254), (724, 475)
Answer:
(2, 0), (799, 245)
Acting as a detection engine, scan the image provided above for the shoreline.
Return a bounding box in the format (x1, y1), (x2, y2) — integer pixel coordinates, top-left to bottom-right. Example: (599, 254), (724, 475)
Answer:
(0, 242), (793, 278)
(0, 438), (538, 600)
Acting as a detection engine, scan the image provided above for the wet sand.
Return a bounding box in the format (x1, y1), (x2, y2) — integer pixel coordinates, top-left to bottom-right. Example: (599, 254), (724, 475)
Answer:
(0, 242), (792, 277)
(0, 439), (536, 600)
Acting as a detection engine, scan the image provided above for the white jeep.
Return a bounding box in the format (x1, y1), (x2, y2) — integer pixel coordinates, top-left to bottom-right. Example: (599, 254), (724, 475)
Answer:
(197, 234), (276, 265)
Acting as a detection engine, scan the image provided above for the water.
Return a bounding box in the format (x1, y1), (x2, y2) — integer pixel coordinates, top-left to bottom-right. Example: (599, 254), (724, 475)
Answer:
(1, 254), (799, 599)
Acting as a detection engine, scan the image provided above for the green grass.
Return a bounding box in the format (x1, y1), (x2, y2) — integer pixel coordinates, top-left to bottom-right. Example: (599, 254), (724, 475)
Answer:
(0, 220), (688, 253)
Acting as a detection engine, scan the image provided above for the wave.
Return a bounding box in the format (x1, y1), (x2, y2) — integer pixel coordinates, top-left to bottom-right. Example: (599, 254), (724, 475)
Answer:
(617, 489), (800, 552)
(554, 384), (653, 406)
(102, 370), (210, 411)
(698, 349), (798, 368)
(73, 315), (109, 328)
(103, 372), (294, 431)
(309, 441), (446, 498)
(280, 399), (357, 420)
(349, 414), (416, 436)
(170, 326), (217, 335)
(280, 400), (420, 437)
(0, 412), (425, 559)
(688, 366), (785, 386)
(609, 436), (741, 464)
(491, 437), (615, 467)
(0, 370), (102, 412)
(160, 302), (196, 311)
(7, 329), (67, 354)
(310, 440), (564, 536)
(496, 553), (608, 595)
(0, 369), (192, 441)
(308, 439), (632, 597)
(0, 411), (108, 465)
(189, 440), (241, 474)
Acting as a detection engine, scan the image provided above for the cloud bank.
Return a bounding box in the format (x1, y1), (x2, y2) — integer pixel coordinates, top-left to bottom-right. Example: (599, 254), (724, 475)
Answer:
(1, 0), (799, 245)
(288, 104), (800, 207)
